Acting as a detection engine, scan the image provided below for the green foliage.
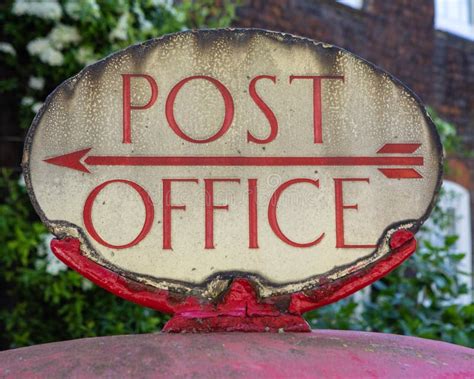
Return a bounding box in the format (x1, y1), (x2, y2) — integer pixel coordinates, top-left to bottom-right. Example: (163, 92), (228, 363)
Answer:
(0, 0), (238, 350)
(306, 114), (474, 348)
(427, 107), (463, 155)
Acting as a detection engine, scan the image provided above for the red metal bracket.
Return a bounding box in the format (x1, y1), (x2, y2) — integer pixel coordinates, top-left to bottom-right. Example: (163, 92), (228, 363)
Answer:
(163, 280), (310, 332)
(51, 229), (416, 333)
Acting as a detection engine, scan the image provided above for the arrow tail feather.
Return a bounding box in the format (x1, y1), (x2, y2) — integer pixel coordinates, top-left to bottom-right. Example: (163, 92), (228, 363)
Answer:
(377, 143), (421, 154)
(378, 168), (422, 179)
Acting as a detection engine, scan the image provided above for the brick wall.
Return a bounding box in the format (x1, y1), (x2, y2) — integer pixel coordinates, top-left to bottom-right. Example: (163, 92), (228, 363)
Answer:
(234, 0), (474, 254)
(235, 0), (473, 149)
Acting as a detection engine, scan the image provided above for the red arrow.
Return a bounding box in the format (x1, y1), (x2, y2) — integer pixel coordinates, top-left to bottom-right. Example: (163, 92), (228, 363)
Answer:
(43, 148), (91, 173)
(84, 155), (423, 167)
(43, 147), (423, 179)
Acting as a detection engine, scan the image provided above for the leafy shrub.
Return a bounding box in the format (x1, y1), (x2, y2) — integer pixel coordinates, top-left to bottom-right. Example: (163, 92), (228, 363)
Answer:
(1, 168), (167, 348)
(0, 0), (237, 350)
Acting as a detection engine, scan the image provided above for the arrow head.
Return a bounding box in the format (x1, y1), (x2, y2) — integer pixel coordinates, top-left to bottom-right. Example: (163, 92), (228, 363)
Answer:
(44, 148), (91, 173)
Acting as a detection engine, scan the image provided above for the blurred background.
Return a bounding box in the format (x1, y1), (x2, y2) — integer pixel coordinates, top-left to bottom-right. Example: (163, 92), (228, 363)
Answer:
(0, 0), (472, 350)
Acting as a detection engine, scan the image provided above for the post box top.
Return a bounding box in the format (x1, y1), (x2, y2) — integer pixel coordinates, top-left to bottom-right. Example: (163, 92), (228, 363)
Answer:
(23, 29), (442, 318)
(1, 331), (472, 378)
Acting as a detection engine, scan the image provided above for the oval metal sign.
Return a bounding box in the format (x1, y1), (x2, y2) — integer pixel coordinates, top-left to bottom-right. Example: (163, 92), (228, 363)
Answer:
(24, 29), (442, 320)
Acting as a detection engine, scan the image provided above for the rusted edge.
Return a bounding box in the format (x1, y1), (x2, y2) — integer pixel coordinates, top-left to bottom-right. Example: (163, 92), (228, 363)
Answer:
(23, 28), (443, 301)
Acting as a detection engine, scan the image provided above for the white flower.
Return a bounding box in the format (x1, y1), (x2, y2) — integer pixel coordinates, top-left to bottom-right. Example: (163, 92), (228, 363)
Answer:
(140, 19), (153, 32)
(109, 12), (129, 41)
(76, 46), (96, 65)
(151, 0), (174, 9)
(26, 37), (49, 55)
(28, 76), (45, 91)
(37, 234), (67, 276)
(81, 278), (94, 291)
(168, 6), (186, 23)
(64, 1), (81, 20)
(132, 3), (153, 32)
(12, 0), (62, 21)
(27, 38), (64, 66)
(42, 48), (64, 66)
(18, 174), (26, 188)
(78, 0), (100, 18)
(48, 24), (81, 49)
(32, 102), (43, 113)
(46, 258), (67, 275)
(0, 42), (16, 56)
(21, 96), (34, 106)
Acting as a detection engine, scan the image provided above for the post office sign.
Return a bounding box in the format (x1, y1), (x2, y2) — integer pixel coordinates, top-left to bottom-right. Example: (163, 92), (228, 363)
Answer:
(23, 29), (442, 318)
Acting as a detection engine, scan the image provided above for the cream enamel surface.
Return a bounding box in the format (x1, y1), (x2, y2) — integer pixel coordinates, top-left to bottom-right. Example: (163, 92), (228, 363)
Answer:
(26, 31), (440, 291)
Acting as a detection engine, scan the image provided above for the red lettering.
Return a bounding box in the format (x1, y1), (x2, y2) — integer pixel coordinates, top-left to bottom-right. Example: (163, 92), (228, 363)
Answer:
(248, 178), (258, 248)
(166, 76), (234, 143)
(247, 75), (278, 144)
(334, 178), (375, 248)
(162, 179), (199, 249)
(268, 178), (325, 247)
(204, 178), (240, 249)
(83, 179), (154, 249)
(289, 75), (344, 143)
(122, 74), (158, 144)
